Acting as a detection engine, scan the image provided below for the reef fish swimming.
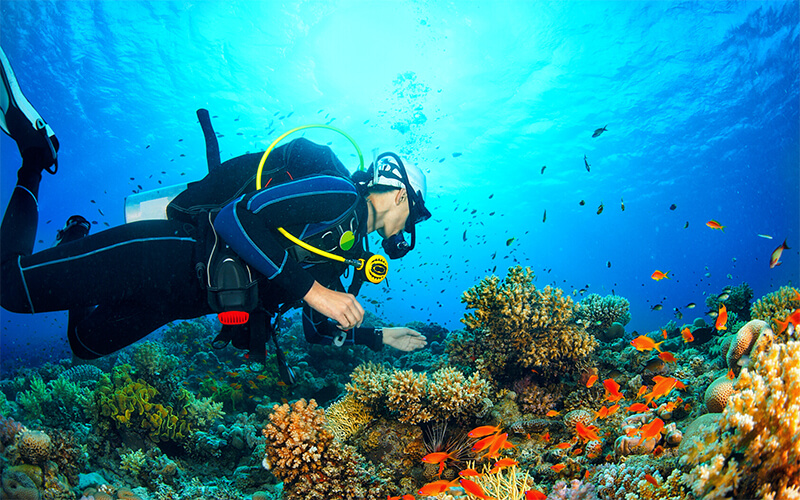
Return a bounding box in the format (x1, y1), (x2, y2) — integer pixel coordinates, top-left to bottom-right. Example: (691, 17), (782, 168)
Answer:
(592, 125), (608, 137)
(651, 270), (670, 281)
(770, 239), (790, 268)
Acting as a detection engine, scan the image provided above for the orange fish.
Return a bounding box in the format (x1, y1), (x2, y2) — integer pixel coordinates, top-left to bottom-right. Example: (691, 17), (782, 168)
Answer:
(769, 239), (790, 268)
(661, 328), (668, 339)
(593, 406), (609, 420)
(636, 385), (648, 398)
(226, 371), (239, 378)
(684, 403), (692, 411)
(586, 374), (598, 388)
(541, 432), (551, 443)
(458, 469), (482, 477)
(473, 434), (499, 453)
(627, 403), (650, 413)
(715, 304), (728, 331)
(644, 377), (678, 405)
(727, 369), (736, 380)
(525, 490), (547, 500)
(551, 463), (566, 473)
(421, 452), (456, 464)
(631, 335), (664, 353)
(681, 327), (694, 343)
(468, 425), (502, 438)
(651, 270), (670, 281)
(706, 220), (725, 231)
(546, 410), (561, 417)
(572, 448), (583, 455)
(607, 404), (621, 415)
(603, 378), (625, 403)
(637, 418), (665, 443)
(494, 458), (518, 468)
(555, 442), (572, 449)
(459, 478), (493, 500)
(652, 445), (665, 458)
(255, 374), (269, 381)
(418, 480), (456, 496)
(576, 421), (601, 442)
(247, 380), (259, 389)
(774, 309), (800, 334)
(658, 352), (677, 363)
(645, 473), (659, 486)
(483, 433), (509, 459)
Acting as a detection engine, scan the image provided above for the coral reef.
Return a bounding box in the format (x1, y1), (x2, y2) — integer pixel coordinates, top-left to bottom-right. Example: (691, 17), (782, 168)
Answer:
(750, 286), (800, 339)
(262, 399), (390, 499)
(724, 319), (774, 374)
(457, 266), (597, 381)
(706, 283), (754, 321)
(92, 365), (192, 443)
(682, 339), (800, 499)
(577, 293), (631, 341)
(345, 363), (490, 424)
(324, 393), (374, 441)
(703, 375), (734, 413)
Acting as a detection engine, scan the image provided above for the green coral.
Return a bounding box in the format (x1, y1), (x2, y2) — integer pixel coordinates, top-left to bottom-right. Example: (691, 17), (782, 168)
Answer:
(706, 283), (754, 321)
(17, 375), (89, 425)
(93, 365), (191, 443)
(131, 341), (179, 379)
(454, 266), (597, 382)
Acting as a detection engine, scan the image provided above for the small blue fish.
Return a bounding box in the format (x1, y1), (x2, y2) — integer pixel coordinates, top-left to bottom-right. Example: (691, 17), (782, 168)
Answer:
(592, 125), (608, 138)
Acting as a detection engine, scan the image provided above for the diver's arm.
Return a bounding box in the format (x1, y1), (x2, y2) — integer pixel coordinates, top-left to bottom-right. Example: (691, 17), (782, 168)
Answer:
(301, 304), (383, 351)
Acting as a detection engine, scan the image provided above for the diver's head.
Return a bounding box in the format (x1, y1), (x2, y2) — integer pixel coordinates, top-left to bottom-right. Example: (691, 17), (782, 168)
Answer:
(360, 153), (430, 259)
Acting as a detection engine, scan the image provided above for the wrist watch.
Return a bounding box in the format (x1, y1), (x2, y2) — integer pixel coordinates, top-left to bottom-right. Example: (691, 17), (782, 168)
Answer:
(374, 328), (384, 345)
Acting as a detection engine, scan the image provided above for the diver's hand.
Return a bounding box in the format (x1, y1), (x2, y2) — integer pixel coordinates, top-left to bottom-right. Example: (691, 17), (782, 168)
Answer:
(303, 281), (364, 330)
(383, 327), (427, 352)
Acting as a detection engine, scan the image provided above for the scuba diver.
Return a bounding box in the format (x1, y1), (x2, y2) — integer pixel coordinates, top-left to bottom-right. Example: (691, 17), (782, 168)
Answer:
(0, 48), (429, 380)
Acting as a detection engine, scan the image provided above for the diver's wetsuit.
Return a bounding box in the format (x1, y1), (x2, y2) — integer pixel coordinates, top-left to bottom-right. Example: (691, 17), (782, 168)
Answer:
(1, 139), (383, 359)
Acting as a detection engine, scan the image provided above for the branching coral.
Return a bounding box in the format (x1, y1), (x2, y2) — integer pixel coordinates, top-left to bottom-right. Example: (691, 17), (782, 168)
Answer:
(577, 293), (631, 340)
(682, 339), (800, 499)
(262, 399), (389, 499)
(345, 363), (490, 425)
(458, 266), (597, 380)
(751, 286), (800, 340)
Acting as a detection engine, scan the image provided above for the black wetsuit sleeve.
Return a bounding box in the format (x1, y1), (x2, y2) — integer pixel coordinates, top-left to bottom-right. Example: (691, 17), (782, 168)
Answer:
(214, 174), (360, 302)
(301, 304), (383, 351)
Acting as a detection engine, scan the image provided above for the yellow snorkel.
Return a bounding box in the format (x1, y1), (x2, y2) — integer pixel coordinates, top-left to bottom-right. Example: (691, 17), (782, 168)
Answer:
(257, 125), (387, 285)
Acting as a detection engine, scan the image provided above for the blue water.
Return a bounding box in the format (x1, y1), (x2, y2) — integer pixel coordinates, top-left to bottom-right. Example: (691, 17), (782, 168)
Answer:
(1, 1), (798, 373)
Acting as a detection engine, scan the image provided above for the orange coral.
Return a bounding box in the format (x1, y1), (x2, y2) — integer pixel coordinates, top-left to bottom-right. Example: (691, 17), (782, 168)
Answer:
(262, 399), (332, 483)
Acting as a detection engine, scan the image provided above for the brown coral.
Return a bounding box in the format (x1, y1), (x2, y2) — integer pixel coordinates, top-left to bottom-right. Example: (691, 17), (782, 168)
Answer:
(704, 375), (735, 413)
(262, 398), (389, 499)
(460, 266), (597, 379)
(751, 286), (800, 337)
(726, 319), (774, 374)
(17, 430), (51, 465)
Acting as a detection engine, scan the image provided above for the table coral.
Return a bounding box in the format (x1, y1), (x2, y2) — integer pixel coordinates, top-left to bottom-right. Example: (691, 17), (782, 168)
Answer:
(682, 340), (800, 499)
(262, 398), (389, 499)
(460, 266), (597, 379)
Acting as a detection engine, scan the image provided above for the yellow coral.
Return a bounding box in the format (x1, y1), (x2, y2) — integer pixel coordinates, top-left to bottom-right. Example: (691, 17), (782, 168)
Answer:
(345, 363), (490, 424)
(461, 266), (597, 375)
(325, 393), (374, 441)
(751, 286), (800, 339)
(683, 339), (800, 499)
